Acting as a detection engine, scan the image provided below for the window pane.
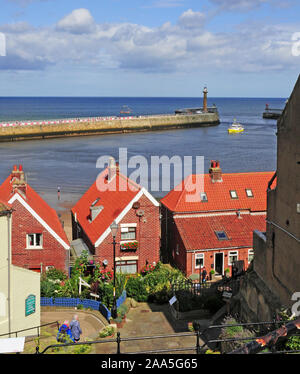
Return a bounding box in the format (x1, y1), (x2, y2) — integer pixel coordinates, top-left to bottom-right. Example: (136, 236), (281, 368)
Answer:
(246, 189), (253, 197)
(200, 193), (208, 202)
(121, 228), (136, 240)
(215, 231), (228, 240)
(230, 190), (238, 199)
(195, 257), (204, 268)
(28, 234), (34, 246)
(36, 234), (42, 246)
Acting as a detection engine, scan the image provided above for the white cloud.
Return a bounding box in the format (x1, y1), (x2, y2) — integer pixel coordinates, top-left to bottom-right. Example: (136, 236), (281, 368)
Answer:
(56, 8), (95, 34)
(208, 0), (291, 11)
(0, 8), (299, 74)
(178, 9), (206, 29)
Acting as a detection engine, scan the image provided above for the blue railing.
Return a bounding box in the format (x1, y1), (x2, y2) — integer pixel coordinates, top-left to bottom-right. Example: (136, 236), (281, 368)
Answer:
(41, 291), (126, 322)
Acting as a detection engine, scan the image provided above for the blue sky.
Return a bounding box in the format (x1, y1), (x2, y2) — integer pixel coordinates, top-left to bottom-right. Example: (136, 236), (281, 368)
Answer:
(0, 0), (299, 97)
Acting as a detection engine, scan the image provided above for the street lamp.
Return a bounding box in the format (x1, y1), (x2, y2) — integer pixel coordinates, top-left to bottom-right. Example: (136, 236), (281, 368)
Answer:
(110, 220), (118, 319)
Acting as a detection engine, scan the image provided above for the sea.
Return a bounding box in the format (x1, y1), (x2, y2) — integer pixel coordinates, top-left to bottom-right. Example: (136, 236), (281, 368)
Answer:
(0, 97), (286, 211)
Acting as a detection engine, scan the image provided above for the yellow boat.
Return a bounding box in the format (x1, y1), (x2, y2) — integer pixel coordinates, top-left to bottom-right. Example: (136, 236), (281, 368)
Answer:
(228, 119), (244, 133)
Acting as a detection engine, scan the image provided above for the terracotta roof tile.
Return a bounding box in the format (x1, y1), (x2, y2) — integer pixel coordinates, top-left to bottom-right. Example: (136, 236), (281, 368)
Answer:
(0, 171), (69, 246)
(175, 213), (266, 251)
(161, 172), (275, 213)
(71, 168), (141, 245)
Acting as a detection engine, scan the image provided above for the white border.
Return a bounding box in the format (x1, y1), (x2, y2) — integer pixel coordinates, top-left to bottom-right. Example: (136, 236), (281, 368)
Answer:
(94, 188), (159, 247)
(8, 193), (70, 250)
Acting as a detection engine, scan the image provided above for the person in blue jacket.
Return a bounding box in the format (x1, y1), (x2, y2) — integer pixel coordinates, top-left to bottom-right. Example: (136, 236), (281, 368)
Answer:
(70, 315), (82, 343)
(56, 320), (74, 343)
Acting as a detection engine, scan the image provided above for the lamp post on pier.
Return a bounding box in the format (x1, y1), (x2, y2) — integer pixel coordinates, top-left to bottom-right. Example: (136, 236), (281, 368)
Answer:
(110, 220), (119, 319)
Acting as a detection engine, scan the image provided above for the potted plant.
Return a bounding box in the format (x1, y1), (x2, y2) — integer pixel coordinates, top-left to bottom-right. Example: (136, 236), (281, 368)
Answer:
(224, 268), (230, 278)
(113, 317), (124, 328)
(210, 269), (215, 281)
(99, 326), (115, 338)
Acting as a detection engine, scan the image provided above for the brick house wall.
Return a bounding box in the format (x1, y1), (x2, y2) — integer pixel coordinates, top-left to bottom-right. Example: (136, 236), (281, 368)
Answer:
(93, 194), (160, 273)
(185, 247), (252, 279)
(11, 199), (68, 272)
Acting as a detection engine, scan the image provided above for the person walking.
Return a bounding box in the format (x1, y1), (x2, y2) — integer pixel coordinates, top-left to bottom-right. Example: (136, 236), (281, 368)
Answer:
(70, 314), (82, 343)
(201, 267), (207, 283)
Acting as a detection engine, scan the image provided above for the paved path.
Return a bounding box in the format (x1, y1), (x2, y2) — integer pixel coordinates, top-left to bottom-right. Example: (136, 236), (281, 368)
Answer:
(40, 303), (211, 354)
(95, 303), (210, 354)
(41, 309), (106, 340)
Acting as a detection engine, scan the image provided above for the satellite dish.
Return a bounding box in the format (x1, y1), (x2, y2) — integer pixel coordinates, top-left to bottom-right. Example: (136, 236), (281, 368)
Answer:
(136, 209), (144, 217)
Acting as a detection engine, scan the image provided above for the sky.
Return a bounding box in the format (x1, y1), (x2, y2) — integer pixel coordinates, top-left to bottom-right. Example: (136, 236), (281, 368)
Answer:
(0, 0), (299, 97)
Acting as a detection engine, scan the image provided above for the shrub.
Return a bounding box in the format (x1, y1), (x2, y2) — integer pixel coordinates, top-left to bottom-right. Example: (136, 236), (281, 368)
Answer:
(219, 316), (255, 353)
(125, 277), (148, 302)
(43, 268), (67, 281)
(99, 326), (115, 338)
(41, 280), (58, 297)
(285, 336), (300, 351)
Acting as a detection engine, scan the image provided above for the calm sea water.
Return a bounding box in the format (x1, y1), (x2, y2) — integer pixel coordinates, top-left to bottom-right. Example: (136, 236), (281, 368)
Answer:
(0, 97), (286, 211)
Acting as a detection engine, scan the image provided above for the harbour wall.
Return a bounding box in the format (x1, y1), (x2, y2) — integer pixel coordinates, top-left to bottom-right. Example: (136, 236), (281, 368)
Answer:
(0, 113), (220, 142)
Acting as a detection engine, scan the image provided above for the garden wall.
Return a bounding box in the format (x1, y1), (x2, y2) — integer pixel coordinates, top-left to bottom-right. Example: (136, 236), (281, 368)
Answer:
(41, 291), (127, 322)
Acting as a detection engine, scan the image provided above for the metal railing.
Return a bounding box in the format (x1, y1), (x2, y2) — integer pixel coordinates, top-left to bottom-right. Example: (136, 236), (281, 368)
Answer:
(171, 277), (241, 297)
(34, 317), (300, 355)
(36, 331), (202, 355)
(0, 320), (59, 339)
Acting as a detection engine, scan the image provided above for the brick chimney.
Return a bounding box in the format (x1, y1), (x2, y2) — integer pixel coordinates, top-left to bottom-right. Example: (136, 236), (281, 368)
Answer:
(209, 160), (223, 183)
(11, 164), (27, 196)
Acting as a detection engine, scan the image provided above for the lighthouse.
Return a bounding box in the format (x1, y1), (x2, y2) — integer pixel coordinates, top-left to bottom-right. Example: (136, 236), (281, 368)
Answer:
(203, 86), (208, 113)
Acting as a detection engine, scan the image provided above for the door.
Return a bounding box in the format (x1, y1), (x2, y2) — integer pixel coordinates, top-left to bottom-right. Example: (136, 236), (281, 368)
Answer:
(215, 253), (224, 275)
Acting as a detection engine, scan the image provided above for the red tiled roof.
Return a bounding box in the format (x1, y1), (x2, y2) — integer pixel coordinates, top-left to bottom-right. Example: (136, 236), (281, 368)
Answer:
(0, 172), (69, 247)
(161, 172), (275, 213)
(71, 168), (142, 245)
(175, 213), (266, 251)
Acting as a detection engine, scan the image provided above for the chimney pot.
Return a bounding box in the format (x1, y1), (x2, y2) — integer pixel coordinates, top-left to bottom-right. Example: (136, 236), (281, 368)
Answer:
(209, 160), (222, 183)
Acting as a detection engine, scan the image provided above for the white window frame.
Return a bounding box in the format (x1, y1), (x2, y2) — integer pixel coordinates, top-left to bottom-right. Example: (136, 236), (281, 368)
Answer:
(200, 192), (208, 202)
(248, 249), (254, 264)
(120, 226), (137, 241)
(230, 190), (238, 199)
(26, 233), (43, 249)
(228, 250), (238, 266)
(195, 253), (204, 269)
(246, 188), (254, 197)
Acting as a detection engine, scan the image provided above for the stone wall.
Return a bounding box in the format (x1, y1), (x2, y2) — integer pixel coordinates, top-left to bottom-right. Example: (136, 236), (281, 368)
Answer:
(0, 113), (220, 142)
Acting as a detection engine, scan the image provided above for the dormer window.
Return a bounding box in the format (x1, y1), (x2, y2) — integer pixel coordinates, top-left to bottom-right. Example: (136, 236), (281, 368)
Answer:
(215, 231), (228, 240)
(200, 192), (208, 202)
(230, 190), (238, 199)
(246, 189), (254, 197)
(91, 198), (100, 207)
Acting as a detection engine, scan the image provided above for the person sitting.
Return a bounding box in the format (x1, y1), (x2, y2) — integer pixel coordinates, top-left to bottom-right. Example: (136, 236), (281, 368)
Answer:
(56, 320), (74, 343)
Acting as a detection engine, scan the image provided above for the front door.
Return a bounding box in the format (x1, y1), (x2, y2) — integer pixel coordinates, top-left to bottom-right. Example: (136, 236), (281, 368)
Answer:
(215, 253), (224, 275)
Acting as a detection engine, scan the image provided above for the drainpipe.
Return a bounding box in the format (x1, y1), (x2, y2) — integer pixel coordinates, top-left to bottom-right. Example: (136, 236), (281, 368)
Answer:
(7, 211), (12, 336)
